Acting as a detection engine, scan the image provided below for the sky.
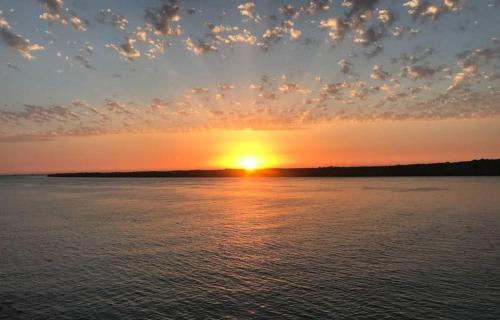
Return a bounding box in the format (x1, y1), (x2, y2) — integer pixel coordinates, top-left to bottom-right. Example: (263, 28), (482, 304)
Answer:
(0, 0), (499, 173)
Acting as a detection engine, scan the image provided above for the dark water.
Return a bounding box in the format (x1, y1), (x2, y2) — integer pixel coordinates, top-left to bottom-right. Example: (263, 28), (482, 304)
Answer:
(1, 176), (499, 319)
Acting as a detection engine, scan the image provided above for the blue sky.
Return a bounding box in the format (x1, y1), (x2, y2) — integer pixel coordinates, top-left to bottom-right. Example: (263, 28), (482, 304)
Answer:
(0, 0), (499, 139)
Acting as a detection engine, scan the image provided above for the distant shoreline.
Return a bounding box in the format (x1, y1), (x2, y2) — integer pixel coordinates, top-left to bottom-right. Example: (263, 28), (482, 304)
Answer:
(47, 159), (500, 178)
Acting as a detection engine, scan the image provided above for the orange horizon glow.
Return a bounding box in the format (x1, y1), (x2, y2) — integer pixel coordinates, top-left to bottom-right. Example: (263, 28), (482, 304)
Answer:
(1, 119), (500, 174)
(212, 135), (286, 170)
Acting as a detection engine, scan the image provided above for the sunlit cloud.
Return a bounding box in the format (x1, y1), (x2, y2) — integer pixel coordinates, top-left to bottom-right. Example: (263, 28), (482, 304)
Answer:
(371, 64), (389, 80)
(401, 65), (436, 80)
(237, 2), (260, 22)
(106, 37), (141, 60)
(0, 15), (44, 59)
(39, 0), (87, 31)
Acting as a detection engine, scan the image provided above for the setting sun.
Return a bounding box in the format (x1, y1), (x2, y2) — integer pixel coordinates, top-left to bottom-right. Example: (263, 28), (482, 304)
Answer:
(210, 131), (287, 170)
(238, 156), (261, 171)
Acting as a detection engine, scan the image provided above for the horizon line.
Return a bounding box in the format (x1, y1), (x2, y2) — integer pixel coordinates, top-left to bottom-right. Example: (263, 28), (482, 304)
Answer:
(2, 158), (499, 177)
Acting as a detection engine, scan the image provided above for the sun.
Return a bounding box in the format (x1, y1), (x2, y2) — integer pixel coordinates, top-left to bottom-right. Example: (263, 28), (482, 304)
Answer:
(212, 132), (286, 170)
(238, 156), (261, 171)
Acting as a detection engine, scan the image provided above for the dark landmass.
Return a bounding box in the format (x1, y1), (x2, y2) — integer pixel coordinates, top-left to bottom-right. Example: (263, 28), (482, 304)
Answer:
(47, 159), (500, 178)
(0, 174), (44, 177)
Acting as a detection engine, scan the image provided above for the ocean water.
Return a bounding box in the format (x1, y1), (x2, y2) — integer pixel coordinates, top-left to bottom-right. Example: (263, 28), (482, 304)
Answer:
(0, 176), (499, 320)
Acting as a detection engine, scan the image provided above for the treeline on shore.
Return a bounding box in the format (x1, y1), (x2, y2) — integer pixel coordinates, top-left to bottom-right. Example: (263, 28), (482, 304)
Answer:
(47, 159), (500, 178)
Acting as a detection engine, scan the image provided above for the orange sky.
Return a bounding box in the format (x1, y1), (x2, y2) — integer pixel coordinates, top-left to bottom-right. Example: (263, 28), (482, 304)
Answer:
(1, 118), (499, 174)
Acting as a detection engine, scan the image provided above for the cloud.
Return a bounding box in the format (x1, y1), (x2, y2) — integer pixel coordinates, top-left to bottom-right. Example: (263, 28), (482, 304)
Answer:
(5, 62), (21, 71)
(96, 9), (128, 30)
(338, 59), (351, 74)
(443, 0), (461, 12)
(72, 99), (99, 114)
(79, 42), (93, 54)
(39, 0), (87, 31)
(402, 65), (436, 80)
(38, 0), (63, 23)
(106, 37), (141, 60)
(280, 5), (300, 20)
(1, 0), (498, 138)
(226, 31), (257, 45)
(448, 64), (478, 91)
(390, 26), (420, 38)
(403, 0), (462, 21)
(145, 0), (182, 36)
(147, 98), (169, 113)
(305, 0), (331, 15)
(320, 18), (347, 42)
(378, 9), (394, 25)
(258, 20), (302, 50)
(104, 99), (134, 115)
(204, 23), (257, 47)
(0, 104), (79, 124)
(0, 17), (44, 59)
(218, 83), (235, 91)
(237, 2), (259, 21)
(353, 27), (381, 46)
(191, 87), (210, 94)
(185, 38), (217, 55)
(278, 83), (299, 93)
(371, 64), (389, 80)
(66, 15), (87, 31)
(343, 0), (379, 18)
(74, 54), (92, 69)
(364, 45), (383, 59)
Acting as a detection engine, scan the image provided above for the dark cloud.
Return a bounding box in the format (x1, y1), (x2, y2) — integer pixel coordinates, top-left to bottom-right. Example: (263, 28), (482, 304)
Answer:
(402, 65), (437, 80)
(145, 0), (182, 36)
(39, 0), (87, 31)
(38, 0), (63, 22)
(280, 4), (300, 20)
(96, 9), (128, 30)
(5, 62), (21, 71)
(74, 54), (92, 69)
(344, 0), (379, 18)
(0, 17), (44, 59)
(371, 64), (389, 80)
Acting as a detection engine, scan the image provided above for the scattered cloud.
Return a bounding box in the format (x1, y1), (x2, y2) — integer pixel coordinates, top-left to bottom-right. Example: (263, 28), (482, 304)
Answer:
(0, 16), (44, 59)
(402, 65), (437, 80)
(371, 64), (389, 80)
(106, 37), (141, 60)
(96, 9), (128, 30)
(145, 0), (182, 36)
(5, 62), (21, 71)
(0, 0), (498, 140)
(39, 0), (87, 31)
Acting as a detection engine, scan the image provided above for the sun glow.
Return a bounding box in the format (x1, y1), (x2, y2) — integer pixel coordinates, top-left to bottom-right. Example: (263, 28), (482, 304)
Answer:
(237, 155), (261, 171)
(212, 132), (286, 170)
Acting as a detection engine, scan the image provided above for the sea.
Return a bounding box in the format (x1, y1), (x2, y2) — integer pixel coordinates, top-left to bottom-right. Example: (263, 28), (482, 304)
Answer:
(1, 176), (499, 319)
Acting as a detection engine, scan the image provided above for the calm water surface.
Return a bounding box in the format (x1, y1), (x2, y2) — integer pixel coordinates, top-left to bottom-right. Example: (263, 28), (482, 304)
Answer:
(1, 177), (499, 319)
